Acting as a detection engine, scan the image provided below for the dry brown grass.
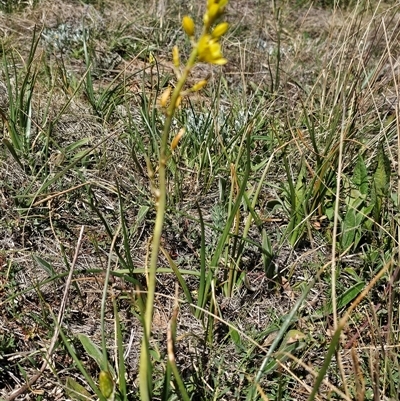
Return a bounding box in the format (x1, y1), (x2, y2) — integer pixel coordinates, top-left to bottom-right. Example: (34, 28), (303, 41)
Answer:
(1, 0), (400, 400)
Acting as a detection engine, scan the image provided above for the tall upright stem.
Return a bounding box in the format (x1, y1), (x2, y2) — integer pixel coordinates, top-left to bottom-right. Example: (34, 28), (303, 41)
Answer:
(139, 48), (198, 401)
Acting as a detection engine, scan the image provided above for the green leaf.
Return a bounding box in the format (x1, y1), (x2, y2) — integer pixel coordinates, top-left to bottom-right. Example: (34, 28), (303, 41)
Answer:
(341, 208), (364, 250)
(160, 246), (193, 306)
(373, 144), (391, 197)
(65, 138), (91, 153)
(78, 334), (110, 373)
(317, 281), (365, 316)
(287, 158), (307, 246)
(262, 229), (275, 281)
(294, 158), (307, 214)
(371, 143), (391, 222)
(32, 255), (56, 277)
(229, 327), (241, 346)
(2, 138), (24, 170)
(352, 154), (369, 196)
(99, 371), (114, 399)
(65, 377), (92, 401)
(337, 281), (365, 309)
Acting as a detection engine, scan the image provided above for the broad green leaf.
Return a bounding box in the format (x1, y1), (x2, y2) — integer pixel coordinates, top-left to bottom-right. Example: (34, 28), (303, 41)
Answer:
(32, 255), (56, 277)
(337, 281), (365, 309)
(65, 377), (92, 401)
(78, 334), (110, 373)
(137, 205), (149, 223)
(371, 144), (391, 222)
(373, 144), (391, 197)
(99, 371), (114, 399)
(352, 154), (369, 196)
(317, 281), (365, 316)
(65, 138), (91, 153)
(341, 208), (364, 250)
(341, 209), (356, 249)
(229, 327), (241, 346)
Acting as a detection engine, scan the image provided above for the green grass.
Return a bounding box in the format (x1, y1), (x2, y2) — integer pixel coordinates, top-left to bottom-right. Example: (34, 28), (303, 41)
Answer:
(1, 0), (400, 400)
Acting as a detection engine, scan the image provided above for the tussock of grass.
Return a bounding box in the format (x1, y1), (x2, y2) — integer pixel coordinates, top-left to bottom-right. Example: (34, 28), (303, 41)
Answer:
(1, 0), (400, 400)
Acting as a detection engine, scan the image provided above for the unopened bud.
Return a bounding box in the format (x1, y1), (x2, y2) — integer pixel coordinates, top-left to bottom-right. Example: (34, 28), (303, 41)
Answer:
(191, 80), (208, 92)
(212, 22), (229, 38)
(172, 46), (180, 67)
(160, 87), (171, 107)
(171, 128), (185, 150)
(182, 16), (195, 37)
(175, 95), (182, 108)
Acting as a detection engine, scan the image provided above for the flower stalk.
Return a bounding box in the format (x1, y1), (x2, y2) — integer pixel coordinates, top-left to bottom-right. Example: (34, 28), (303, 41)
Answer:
(139, 1), (229, 399)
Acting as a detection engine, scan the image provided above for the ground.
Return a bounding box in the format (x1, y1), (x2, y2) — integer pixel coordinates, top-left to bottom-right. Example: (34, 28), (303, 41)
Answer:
(1, 0), (400, 400)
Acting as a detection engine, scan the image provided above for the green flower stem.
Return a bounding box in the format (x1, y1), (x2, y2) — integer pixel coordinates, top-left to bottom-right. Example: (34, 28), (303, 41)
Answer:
(139, 47), (198, 401)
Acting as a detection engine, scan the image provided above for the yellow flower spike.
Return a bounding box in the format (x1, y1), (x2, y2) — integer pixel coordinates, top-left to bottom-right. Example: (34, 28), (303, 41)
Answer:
(191, 79), (208, 92)
(212, 22), (229, 38)
(172, 46), (180, 68)
(197, 35), (227, 65)
(160, 87), (171, 107)
(182, 15), (195, 37)
(198, 34), (211, 54)
(171, 128), (185, 151)
(99, 370), (114, 399)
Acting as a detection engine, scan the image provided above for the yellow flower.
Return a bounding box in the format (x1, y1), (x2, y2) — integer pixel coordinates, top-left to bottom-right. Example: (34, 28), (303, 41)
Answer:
(171, 128), (185, 151)
(207, 4), (219, 20)
(175, 95), (182, 108)
(212, 22), (229, 39)
(191, 79), (208, 91)
(172, 45), (180, 67)
(160, 87), (171, 107)
(182, 15), (195, 37)
(197, 34), (227, 65)
(207, 0), (228, 9)
(204, 0), (228, 27)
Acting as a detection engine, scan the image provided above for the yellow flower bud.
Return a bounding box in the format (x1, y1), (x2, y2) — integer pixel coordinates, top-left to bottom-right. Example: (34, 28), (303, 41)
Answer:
(207, 4), (219, 21)
(160, 87), (171, 107)
(212, 22), (229, 38)
(172, 46), (180, 67)
(148, 52), (155, 64)
(175, 95), (182, 108)
(203, 13), (210, 27)
(99, 370), (114, 399)
(191, 79), (208, 92)
(171, 128), (185, 150)
(182, 15), (195, 37)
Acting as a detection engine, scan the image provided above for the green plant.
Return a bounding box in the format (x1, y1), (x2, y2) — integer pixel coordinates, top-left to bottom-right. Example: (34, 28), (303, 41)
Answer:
(340, 145), (391, 252)
(82, 30), (126, 121)
(0, 0), (38, 13)
(2, 1), (400, 400)
(136, 2), (231, 399)
(2, 27), (41, 171)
